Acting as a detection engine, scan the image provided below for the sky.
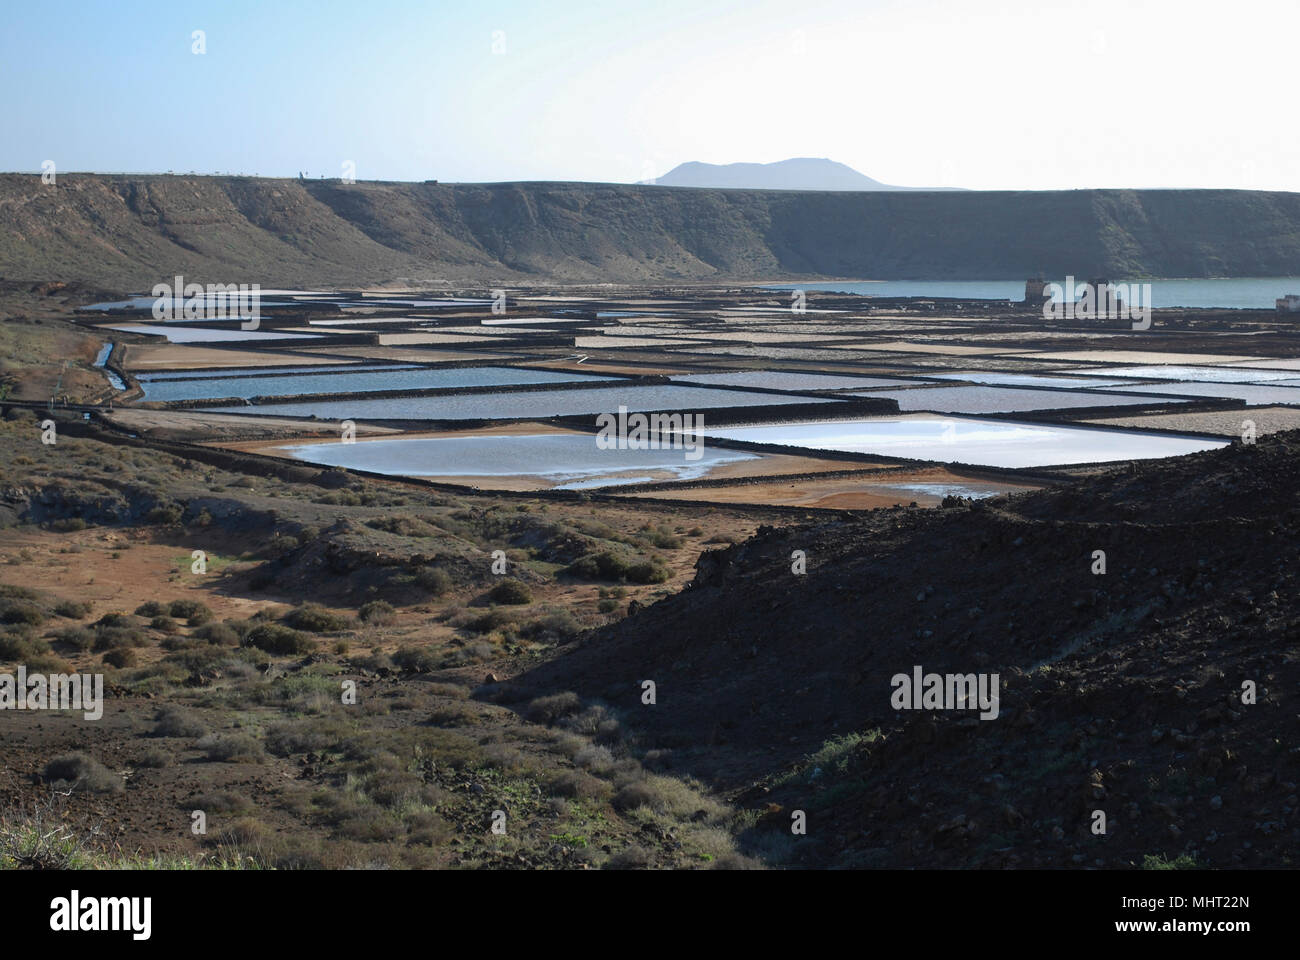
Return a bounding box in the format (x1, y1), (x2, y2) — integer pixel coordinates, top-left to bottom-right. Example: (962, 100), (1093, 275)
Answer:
(1, 0), (1296, 191)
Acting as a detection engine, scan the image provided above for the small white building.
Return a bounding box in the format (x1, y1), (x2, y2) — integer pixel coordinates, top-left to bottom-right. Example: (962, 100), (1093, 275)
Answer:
(1277, 294), (1300, 312)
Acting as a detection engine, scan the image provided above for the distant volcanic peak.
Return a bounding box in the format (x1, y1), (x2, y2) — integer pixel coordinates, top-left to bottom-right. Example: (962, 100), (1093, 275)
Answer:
(646, 157), (958, 191)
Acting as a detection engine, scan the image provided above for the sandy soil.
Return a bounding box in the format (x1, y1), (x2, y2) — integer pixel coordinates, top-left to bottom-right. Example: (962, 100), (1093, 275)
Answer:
(376, 333), (498, 345)
(308, 346), (520, 363)
(620, 466), (1041, 509)
(1082, 406), (1300, 437)
(575, 336), (700, 348)
(0, 528), (281, 644)
(1023, 350), (1265, 365)
(834, 341), (1040, 356)
(118, 344), (349, 370)
(105, 409), (401, 441)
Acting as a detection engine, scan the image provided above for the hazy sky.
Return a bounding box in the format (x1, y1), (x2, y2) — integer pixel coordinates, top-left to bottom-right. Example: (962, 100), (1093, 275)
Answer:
(2, 0), (1296, 190)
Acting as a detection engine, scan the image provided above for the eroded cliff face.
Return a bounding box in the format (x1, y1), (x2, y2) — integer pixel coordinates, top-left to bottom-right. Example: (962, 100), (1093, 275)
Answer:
(2, 173), (1299, 289)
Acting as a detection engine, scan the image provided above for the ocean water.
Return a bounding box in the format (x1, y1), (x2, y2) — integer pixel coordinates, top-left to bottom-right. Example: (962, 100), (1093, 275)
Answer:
(764, 278), (1300, 309)
(277, 433), (758, 488)
(703, 414), (1226, 468)
(139, 365), (615, 402)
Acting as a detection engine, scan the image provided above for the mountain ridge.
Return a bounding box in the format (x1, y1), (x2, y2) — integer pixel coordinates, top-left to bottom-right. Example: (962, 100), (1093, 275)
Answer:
(2, 174), (1299, 289)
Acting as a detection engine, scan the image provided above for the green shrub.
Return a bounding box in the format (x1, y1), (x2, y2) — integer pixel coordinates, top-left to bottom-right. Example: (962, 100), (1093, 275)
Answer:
(562, 551), (668, 584)
(415, 566), (452, 596)
(244, 623), (315, 656)
(41, 753), (123, 794)
(52, 626), (94, 651)
(102, 648), (136, 668)
(0, 633), (48, 661)
(264, 722), (336, 757)
(647, 529), (682, 549)
(358, 600), (396, 626)
(163, 647), (229, 673)
(167, 599), (211, 626)
(625, 561), (670, 584)
(526, 692), (582, 724)
(145, 503), (184, 525)
(139, 748), (171, 768)
(488, 578), (533, 605)
(463, 608), (516, 634)
(391, 646), (439, 673)
(52, 600), (93, 619)
(134, 601), (166, 618)
(197, 733), (265, 763)
(283, 603), (348, 633)
(150, 615), (179, 635)
(153, 706), (207, 738)
(0, 601), (46, 626)
(93, 626), (148, 651)
(519, 609), (582, 641)
(192, 622), (240, 646)
(547, 769), (611, 800)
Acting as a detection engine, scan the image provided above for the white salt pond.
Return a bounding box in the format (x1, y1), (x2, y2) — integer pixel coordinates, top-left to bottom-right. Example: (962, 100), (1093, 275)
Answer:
(673, 371), (923, 391)
(136, 363), (413, 381)
(140, 365), (615, 402)
(276, 433), (759, 489)
(1100, 382), (1300, 406)
(209, 384), (841, 421)
(1072, 365), (1300, 384)
(926, 371), (1135, 389)
(105, 324), (321, 343)
(703, 414), (1227, 468)
(843, 385), (1187, 414)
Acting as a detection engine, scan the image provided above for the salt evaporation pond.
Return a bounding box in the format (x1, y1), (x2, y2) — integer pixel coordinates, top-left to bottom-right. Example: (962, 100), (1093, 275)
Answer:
(926, 371), (1135, 389)
(1100, 382), (1300, 406)
(136, 363), (413, 381)
(140, 365), (615, 401)
(844, 385), (1185, 414)
(674, 371), (922, 391)
(93, 344), (126, 390)
(277, 433), (759, 489)
(105, 324), (321, 343)
(1072, 365), (1300, 384)
(868, 481), (1009, 501)
(703, 414), (1226, 468)
(210, 384), (840, 421)
(763, 277), (1300, 310)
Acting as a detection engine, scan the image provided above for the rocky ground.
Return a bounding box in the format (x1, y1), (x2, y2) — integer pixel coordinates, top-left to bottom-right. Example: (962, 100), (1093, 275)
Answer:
(516, 431), (1300, 867)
